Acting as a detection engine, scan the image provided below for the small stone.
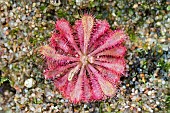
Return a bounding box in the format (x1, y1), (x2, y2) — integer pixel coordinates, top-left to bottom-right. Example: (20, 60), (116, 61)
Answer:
(65, 99), (69, 102)
(135, 90), (138, 94)
(122, 85), (126, 89)
(60, 99), (64, 103)
(125, 105), (129, 108)
(32, 24), (35, 28)
(162, 44), (168, 51)
(132, 77), (136, 81)
(133, 4), (138, 8)
(63, 108), (69, 113)
(21, 15), (26, 21)
(35, 27), (38, 30)
(148, 91), (152, 95)
(1, 18), (5, 23)
(84, 104), (87, 108)
(149, 109), (153, 113)
(30, 106), (35, 111)
(24, 89), (28, 93)
(16, 19), (20, 23)
(156, 101), (160, 105)
(76, 0), (83, 6)
(131, 104), (136, 107)
(36, 107), (42, 112)
(24, 78), (36, 88)
(137, 108), (141, 111)
(162, 80), (165, 85)
(9, 12), (14, 17)
(132, 88), (135, 93)
(32, 3), (36, 7)
(9, 49), (13, 53)
(146, 38), (156, 44)
(22, 48), (27, 52)
(156, 22), (161, 26)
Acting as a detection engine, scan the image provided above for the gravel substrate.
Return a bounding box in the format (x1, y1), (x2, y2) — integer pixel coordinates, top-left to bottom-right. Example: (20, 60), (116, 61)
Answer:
(0, 0), (169, 113)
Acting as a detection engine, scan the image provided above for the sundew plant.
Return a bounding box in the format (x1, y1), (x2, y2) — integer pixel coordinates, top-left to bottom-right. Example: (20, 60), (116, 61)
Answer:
(39, 14), (128, 104)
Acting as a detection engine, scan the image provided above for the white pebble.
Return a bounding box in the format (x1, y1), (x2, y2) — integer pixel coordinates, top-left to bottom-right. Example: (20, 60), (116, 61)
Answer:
(3, 27), (8, 31)
(125, 105), (129, 108)
(60, 99), (64, 103)
(9, 64), (12, 69)
(148, 91), (152, 95)
(9, 12), (14, 17)
(4, 43), (8, 47)
(149, 99), (153, 102)
(16, 19), (20, 23)
(32, 24), (35, 28)
(133, 4), (138, 8)
(30, 106), (35, 111)
(132, 88), (135, 93)
(76, 0), (83, 5)
(137, 108), (141, 111)
(24, 78), (36, 88)
(122, 85), (126, 89)
(140, 87), (145, 92)
(156, 101), (160, 105)
(65, 99), (68, 102)
(24, 89), (28, 93)
(156, 22), (161, 26)
(135, 90), (138, 94)
(2, 55), (7, 58)
(23, 48), (27, 52)
(32, 3), (36, 7)
(149, 108), (153, 113)
(21, 15), (26, 21)
(9, 49), (13, 53)
(84, 104), (87, 108)
(1, 18), (5, 22)
(162, 80), (165, 84)
(162, 44), (168, 51)
(131, 104), (136, 107)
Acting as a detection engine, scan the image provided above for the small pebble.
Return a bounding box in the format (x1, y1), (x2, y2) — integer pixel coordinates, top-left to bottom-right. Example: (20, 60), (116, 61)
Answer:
(148, 91), (152, 96)
(162, 80), (165, 84)
(24, 78), (36, 88)
(133, 4), (138, 8)
(21, 15), (26, 21)
(1, 18), (5, 23)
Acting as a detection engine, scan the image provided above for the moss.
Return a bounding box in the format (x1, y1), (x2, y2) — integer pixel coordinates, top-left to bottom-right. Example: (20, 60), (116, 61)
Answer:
(158, 58), (170, 72)
(129, 32), (137, 42)
(56, 9), (67, 18)
(99, 102), (104, 113)
(127, 28), (138, 42)
(128, 9), (134, 16)
(0, 77), (8, 86)
(138, 100), (144, 107)
(40, 5), (46, 11)
(166, 5), (170, 11)
(10, 27), (19, 35)
(165, 95), (170, 112)
(0, 76), (14, 87)
(33, 97), (43, 104)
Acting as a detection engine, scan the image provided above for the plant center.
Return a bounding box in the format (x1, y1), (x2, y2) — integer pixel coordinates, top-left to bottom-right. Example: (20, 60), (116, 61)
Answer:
(80, 55), (94, 65)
